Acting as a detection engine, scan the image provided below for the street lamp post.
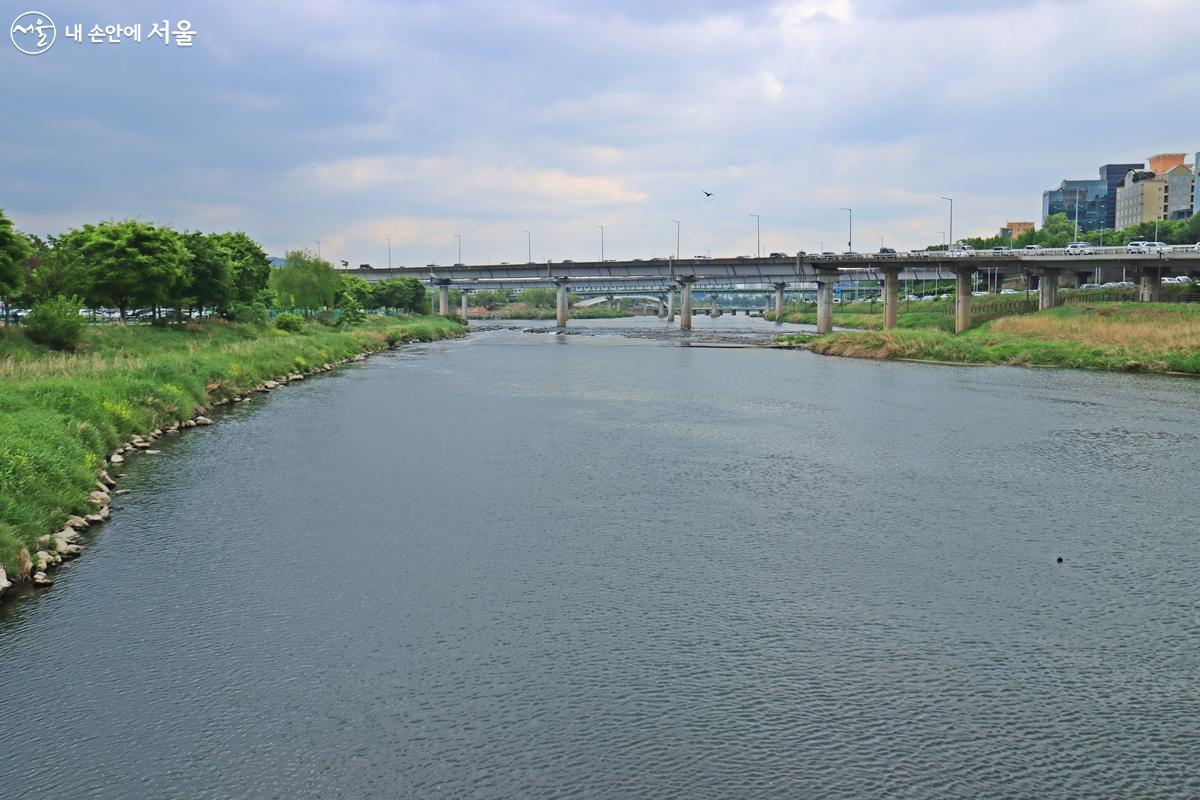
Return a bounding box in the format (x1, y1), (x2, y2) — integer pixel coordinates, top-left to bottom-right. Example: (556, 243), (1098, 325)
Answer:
(941, 196), (953, 247)
(750, 214), (760, 257)
(596, 225), (604, 261)
(523, 230), (531, 264)
(1074, 190), (1081, 241)
(672, 220), (680, 260)
(839, 207), (852, 252)
(453, 233), (461, 265)
(386, 237), (391, 268)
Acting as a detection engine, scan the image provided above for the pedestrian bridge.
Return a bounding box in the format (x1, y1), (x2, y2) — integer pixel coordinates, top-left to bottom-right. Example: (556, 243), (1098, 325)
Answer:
(347, 248), (1200, 333)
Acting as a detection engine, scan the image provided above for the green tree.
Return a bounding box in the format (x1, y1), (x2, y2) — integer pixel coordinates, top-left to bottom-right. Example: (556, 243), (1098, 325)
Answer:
(0, 209), (33, 321)
(336, 273), (372, 307)
(80, 220), (188, 321)
(19, 232), (91, 305)
(369, 277), (426, 312)
(517, 288), (556, 308)
(213, 231), (271, 303)
(179, 231), (234, 316)
(270, 248), (338, 316)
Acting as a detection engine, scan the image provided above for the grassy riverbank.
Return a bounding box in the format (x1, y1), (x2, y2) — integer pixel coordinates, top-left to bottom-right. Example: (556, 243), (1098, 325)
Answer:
(0, 315), (465, 575)
(776, 303), (1200, 375)
(763, 295), (1040, 332)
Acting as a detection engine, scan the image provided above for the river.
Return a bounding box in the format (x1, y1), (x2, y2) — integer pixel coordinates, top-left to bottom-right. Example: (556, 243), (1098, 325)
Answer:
(1, 316), (1197, 798)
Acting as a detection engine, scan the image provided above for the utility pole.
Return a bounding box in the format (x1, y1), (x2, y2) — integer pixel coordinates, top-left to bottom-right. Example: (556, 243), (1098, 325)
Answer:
(386, 237), (391, 268)
(941, 196), (953, 247)
(453, 233), (461, 264)
(523, 230), (531, 264)
(672, 220), (680, 260)
(750, 213), (760, 257)
(596, 225), (604, 261)
(839, 208), (852, 252)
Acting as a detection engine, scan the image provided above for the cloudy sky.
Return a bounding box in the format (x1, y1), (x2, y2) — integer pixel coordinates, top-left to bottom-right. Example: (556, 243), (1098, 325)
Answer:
(5, 0), (1199, 266)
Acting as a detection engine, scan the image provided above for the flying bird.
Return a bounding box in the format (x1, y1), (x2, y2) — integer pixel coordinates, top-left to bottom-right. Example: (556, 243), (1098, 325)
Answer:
(703, 191), (713, 197)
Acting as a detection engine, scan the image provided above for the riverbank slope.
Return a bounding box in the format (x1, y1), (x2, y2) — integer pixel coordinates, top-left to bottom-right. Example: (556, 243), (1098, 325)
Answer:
(0, 315), (465, 590)
(777, 303), (1200, 375)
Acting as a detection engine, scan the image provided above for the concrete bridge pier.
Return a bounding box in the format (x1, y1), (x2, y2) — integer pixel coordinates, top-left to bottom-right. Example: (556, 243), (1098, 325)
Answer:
(774, 282), (786, 323)
(1039, 269), (1060, 310)
(1140, 267), (1162, 302)
(437, 283), (450, 315)
(815, 273), (837, 334)
(954, 267), (975, 333)
(679, 280), (694, 331)
(667, 290), (675, 322)
(882, 268), (901, 330)
(555, 281), (569, 328)
(460, 289), (469, 321)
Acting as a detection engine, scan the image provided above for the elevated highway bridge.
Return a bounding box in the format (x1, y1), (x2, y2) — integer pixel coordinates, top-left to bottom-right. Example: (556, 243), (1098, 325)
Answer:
(346, 248), (1200, 333)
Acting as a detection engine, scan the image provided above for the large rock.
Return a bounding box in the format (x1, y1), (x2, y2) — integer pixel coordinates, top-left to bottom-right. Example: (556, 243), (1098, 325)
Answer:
(88, 490), (111, 506)
(99, 471), (116, 487)
(263, 380), (280, 390)
(85, 513), (104, 524)
(34, 550), (55, 570)
(98, 506), (110, 520)
(65, 515), (88, 530)
(32, 571), (53, 587)
(0, 567), (10, 597)
(183, 419), (197, 428)
(109, 453), (125, 465)
(195, 416), (213, 426)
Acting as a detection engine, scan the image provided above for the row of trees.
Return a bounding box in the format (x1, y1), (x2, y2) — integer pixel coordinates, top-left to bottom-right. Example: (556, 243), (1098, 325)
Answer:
(269, 250), (427, 316)
(958, 211), (1200, 251)
(0, 211), (272, 321)
(0, 210), (430, 324)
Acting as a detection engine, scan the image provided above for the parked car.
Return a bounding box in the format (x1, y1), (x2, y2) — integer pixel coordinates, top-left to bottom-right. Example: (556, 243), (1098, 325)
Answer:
(1065, 242), (1096, 255)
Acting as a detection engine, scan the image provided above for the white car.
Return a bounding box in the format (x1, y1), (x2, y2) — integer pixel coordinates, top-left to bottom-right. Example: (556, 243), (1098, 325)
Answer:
(1143, 241), (1172, 254)
(948, 244), (976, 257)
(1126, 240), (1148, 253)
(1065, 242), (1096, 255)
(1023, 244), (1045, 252)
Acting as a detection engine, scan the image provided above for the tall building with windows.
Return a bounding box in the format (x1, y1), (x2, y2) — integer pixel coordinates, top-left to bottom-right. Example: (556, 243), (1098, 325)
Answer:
(1042, 162), (1142, 232)
(1114, 162), (1195, 228)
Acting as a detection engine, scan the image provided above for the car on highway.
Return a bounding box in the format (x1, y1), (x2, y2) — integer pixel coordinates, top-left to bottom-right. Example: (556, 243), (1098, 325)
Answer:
(694, 255), (712, 259)
(1079, 283), (1103, 289)
(992, 246), (1013, 254)
(1125, 240), (1148, 253)
(1143, 241), (1172, 254)
(769, 252), (789, 259)
(878, 247), (897, 258)
(948, 243), (976, 257)
(1023, 244), (1045, 252)
(1065, 242), (1096, 255)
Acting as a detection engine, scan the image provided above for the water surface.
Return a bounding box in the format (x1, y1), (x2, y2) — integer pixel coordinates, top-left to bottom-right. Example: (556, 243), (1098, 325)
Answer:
(2, 316), (1197, 798)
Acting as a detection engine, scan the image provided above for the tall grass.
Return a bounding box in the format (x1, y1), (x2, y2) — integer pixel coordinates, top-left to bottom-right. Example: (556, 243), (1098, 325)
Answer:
(0, 315), (464, 573)
(803, 303), (1200, 375)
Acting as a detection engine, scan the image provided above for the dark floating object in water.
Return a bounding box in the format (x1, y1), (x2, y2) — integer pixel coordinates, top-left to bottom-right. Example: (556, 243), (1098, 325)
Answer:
(1057, 557), (1064, 563)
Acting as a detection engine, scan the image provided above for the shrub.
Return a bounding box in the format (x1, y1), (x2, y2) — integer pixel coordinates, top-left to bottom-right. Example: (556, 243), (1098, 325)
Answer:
(223, 301), (269, 326)
(24, 295), (86, 351)
(274, 311), (305, 333)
